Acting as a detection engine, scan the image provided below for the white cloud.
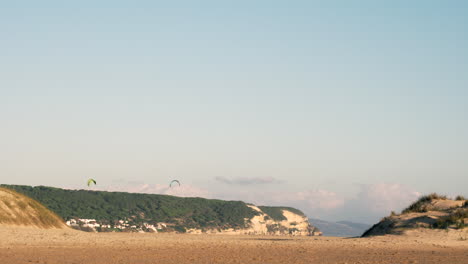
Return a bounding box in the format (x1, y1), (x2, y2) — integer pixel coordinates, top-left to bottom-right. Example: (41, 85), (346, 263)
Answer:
(212, 188), (345, 220)
(331, 183), (421, 223)
(265, 189), (345, 210)
(355, 183), (421, 214)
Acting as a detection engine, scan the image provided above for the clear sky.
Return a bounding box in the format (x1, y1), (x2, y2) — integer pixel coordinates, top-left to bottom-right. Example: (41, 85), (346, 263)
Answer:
(1, 1), (467, 223)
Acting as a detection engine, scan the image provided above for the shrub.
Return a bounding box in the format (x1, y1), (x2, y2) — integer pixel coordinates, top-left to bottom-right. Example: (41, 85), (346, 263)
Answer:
(402, 193), (447, 214)
(288, 228), (299, 234)
(432, 209), (468, 230)
(425, 193), (448, 200)
(455, 195), (466, 201)
(173, 225), (186, 233)
(258, 206), (305, 221)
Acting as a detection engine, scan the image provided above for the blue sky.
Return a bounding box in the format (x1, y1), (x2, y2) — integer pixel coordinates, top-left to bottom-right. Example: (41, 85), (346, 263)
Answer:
(1, 1), (467, 223)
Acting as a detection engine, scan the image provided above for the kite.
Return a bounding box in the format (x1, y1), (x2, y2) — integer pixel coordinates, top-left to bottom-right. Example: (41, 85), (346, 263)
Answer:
(169, 180), (180, 188)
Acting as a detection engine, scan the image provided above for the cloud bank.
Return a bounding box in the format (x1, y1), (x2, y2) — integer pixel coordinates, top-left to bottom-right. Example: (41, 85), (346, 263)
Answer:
(213, 183), (421, 224)
(334, 183), (421, 223)
(215, 176), (282, 185)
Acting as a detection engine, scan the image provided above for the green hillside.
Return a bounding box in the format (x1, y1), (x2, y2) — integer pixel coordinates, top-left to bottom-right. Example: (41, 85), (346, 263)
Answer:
(1, 185), (307, 232)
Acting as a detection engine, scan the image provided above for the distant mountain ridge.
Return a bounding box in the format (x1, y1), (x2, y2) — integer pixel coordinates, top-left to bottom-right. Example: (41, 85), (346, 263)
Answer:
(309, 218), (370, 237)
(336, 221), (371, 232)
(1, 184), (321, 236)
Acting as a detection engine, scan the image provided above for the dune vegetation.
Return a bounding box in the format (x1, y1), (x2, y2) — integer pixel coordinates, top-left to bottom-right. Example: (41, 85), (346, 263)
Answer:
(0, 187), (65, 228)
(362, 193), (468, 237)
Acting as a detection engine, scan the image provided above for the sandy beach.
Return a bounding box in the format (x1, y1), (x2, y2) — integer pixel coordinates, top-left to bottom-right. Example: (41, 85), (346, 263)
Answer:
(1, 226), (467, 264)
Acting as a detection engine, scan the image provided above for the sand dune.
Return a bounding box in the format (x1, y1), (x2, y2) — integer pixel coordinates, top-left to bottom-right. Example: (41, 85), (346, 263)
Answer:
(0, 188), (65, 229)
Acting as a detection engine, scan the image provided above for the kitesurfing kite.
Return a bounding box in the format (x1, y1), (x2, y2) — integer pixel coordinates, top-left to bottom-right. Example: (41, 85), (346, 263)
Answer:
(87, 178), (97, 187)
(169, 180), (180, 188)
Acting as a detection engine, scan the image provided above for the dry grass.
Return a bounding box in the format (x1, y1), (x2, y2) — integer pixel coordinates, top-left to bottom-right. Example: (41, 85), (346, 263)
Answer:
(402, 193), (449, 214)
(0, 187), (65, 229)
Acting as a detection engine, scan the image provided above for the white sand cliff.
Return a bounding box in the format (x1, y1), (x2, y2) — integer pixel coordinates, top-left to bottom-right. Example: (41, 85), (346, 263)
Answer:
(186, 205), (321, 236)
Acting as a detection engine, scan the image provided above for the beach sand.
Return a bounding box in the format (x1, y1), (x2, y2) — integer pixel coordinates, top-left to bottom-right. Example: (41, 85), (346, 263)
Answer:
(1, 226), (467, 264)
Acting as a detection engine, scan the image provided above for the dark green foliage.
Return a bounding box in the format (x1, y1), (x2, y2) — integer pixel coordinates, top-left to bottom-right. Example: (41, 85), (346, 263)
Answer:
(173, 225), (186, 233)
(427, 193), (448, 200)
(402, 193), (448, 214)
(266, 224), (281, 233)
(258, 206), (305, 221)
(432, 209), (468, 229)
(288, 228), (299, 234)
(1, 185), (258, 229)
(455, 195), (466, 201)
